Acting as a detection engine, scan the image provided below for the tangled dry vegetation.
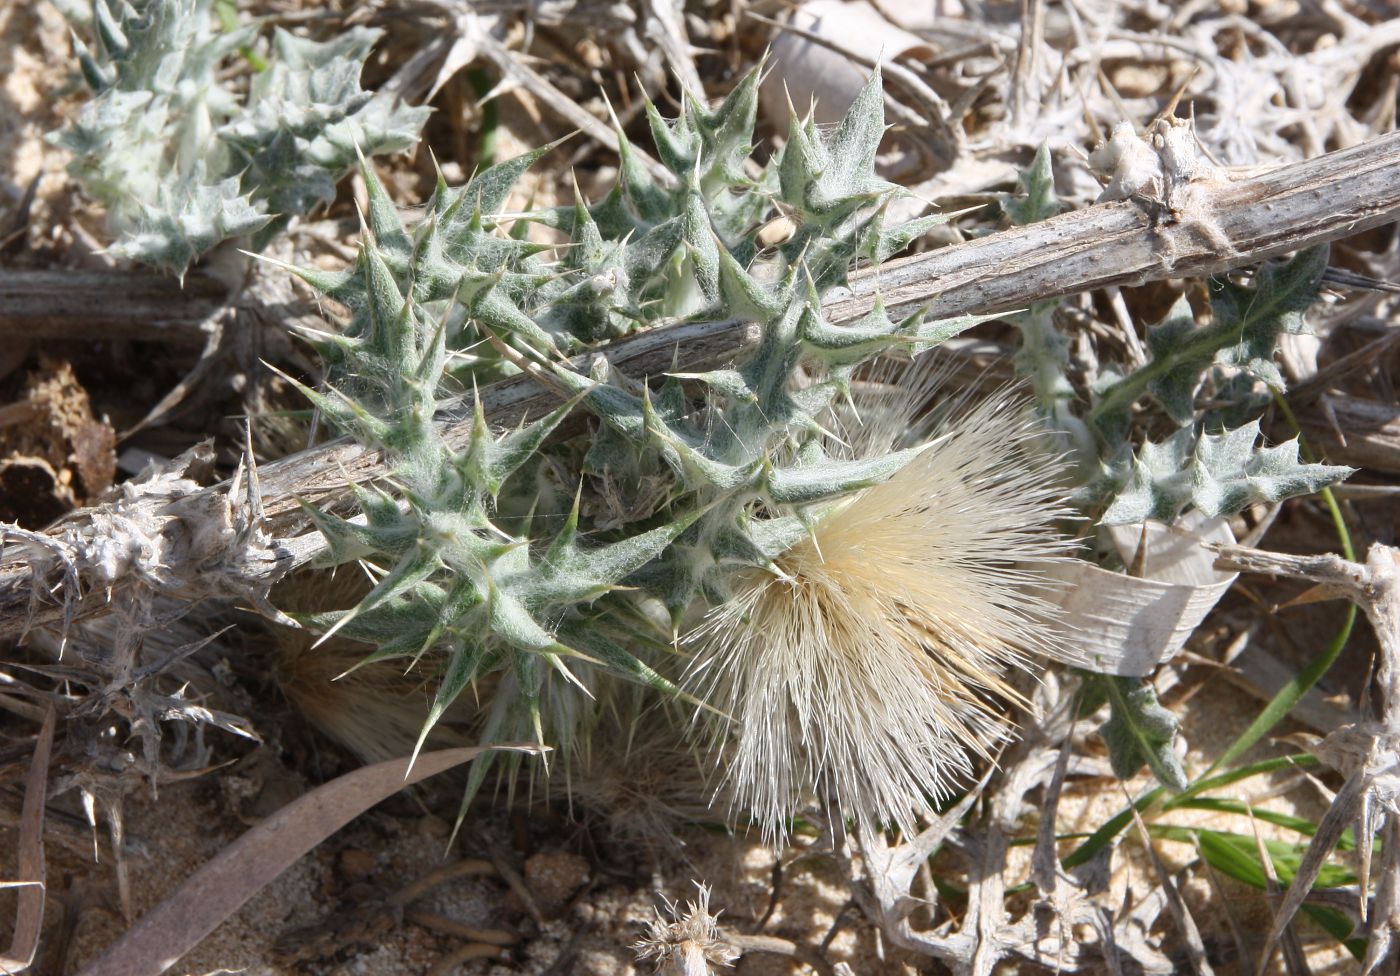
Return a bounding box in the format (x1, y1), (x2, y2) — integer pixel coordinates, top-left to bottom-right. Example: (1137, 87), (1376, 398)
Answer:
(2, 0), (1400, 974)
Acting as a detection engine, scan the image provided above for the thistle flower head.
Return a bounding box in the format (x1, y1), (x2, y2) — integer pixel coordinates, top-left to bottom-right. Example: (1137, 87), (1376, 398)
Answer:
(687, 360), (1074, 842)
(634, 883), (738, 975)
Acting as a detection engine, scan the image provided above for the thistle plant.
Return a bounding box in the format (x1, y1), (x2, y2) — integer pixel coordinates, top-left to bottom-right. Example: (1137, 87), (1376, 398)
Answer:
(54, 0), (429, 274)
(275, 66), (1080, 837)
(1003, 143), (1354, 785)
(1004, 144), (1352, 528)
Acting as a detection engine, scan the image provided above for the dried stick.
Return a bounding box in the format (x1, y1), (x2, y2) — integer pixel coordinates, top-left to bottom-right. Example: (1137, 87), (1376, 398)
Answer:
(0, 269), (230, 342)
(2, 130), (1399, 340)
(1, 133), (1398, 636)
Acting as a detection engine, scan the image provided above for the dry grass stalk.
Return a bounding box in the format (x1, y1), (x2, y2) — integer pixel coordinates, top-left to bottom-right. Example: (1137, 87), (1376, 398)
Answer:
(0, 706), (53, 975)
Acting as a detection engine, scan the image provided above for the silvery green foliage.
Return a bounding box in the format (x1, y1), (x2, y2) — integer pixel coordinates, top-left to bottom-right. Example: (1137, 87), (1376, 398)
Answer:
(55, 0), (429, 274)
(1089, 246), (1351, 525)
(1004, 153), (1350, 791)
(1080, 674), (1187, 789)
(282, 68), (978, 800)
(1100, 420), (1350, 525)
(1001, 150), (1350, 525)
(1002, 142), (1061, 227)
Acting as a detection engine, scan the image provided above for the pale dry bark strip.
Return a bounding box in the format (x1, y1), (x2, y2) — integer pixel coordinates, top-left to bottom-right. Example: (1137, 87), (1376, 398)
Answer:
(0, 132), (1398, 637)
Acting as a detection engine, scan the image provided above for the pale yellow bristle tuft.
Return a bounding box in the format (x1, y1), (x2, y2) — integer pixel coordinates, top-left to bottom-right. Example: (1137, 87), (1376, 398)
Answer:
(687, 363), (1074, 842)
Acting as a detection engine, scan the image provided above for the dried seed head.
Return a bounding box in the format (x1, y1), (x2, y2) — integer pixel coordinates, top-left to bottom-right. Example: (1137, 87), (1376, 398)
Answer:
(688, 364), (1074, 842)
(634, 883), (739, 975)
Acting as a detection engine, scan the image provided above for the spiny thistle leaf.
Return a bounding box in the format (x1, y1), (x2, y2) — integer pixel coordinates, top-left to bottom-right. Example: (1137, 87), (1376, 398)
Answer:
(1100, 421), (1352, 525)
(861, 205), (951, 265)
(53, 0), (429, 274)
(1002, 142), (1061, 225)
(1144, 296), (1206, 425)
(1091, 674), (1188, 790)
(1079, 245), (1349, 520)
(1210, 245), (1328, 391)
(765, 446), (924, 505)
(802, 67), (892, 223)
(1091, 246), (1330, 442)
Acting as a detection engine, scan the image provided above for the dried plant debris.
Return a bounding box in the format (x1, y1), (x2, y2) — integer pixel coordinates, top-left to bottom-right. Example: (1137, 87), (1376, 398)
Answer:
(6, 441), (282, 623)
(70, 745), (516, 976)
(1213, 542), (1400, 972)
(0, 357), (115, 529)
(1, 441), (279, 907)
(804, 0), (1400, 205)
(634, 883), (739, 976)
(0, 708), (53, 975)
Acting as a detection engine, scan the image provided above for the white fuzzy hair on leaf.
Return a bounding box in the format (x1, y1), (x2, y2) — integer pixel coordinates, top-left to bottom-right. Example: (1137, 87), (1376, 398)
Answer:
(686, 357), (1074, 843)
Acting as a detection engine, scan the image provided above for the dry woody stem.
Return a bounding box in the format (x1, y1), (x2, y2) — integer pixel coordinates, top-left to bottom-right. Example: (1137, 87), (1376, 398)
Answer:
(3, 130), (1399, 341)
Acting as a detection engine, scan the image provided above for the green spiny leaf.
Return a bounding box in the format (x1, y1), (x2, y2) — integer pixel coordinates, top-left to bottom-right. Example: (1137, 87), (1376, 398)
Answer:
(525, 509), (702, 608)
(361, 156), (410, 247)
(1003, 142), (1060, 225)
(1145, 296), (1204, 425)
(806, 66), (891, 221)
(1211, 246), (1328, 390)
(1101, 421), (1352, 524)
(462, 392), (581, 498)
(413, 636), (490, 765)
(1091, 247), (1329, 439)
(766, 445), (922, 505)
(316, 541), (442, 646)
(1093, 674), (1187, 790)
(461, 139), (563, 215)
(556, 620), (689, 700)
